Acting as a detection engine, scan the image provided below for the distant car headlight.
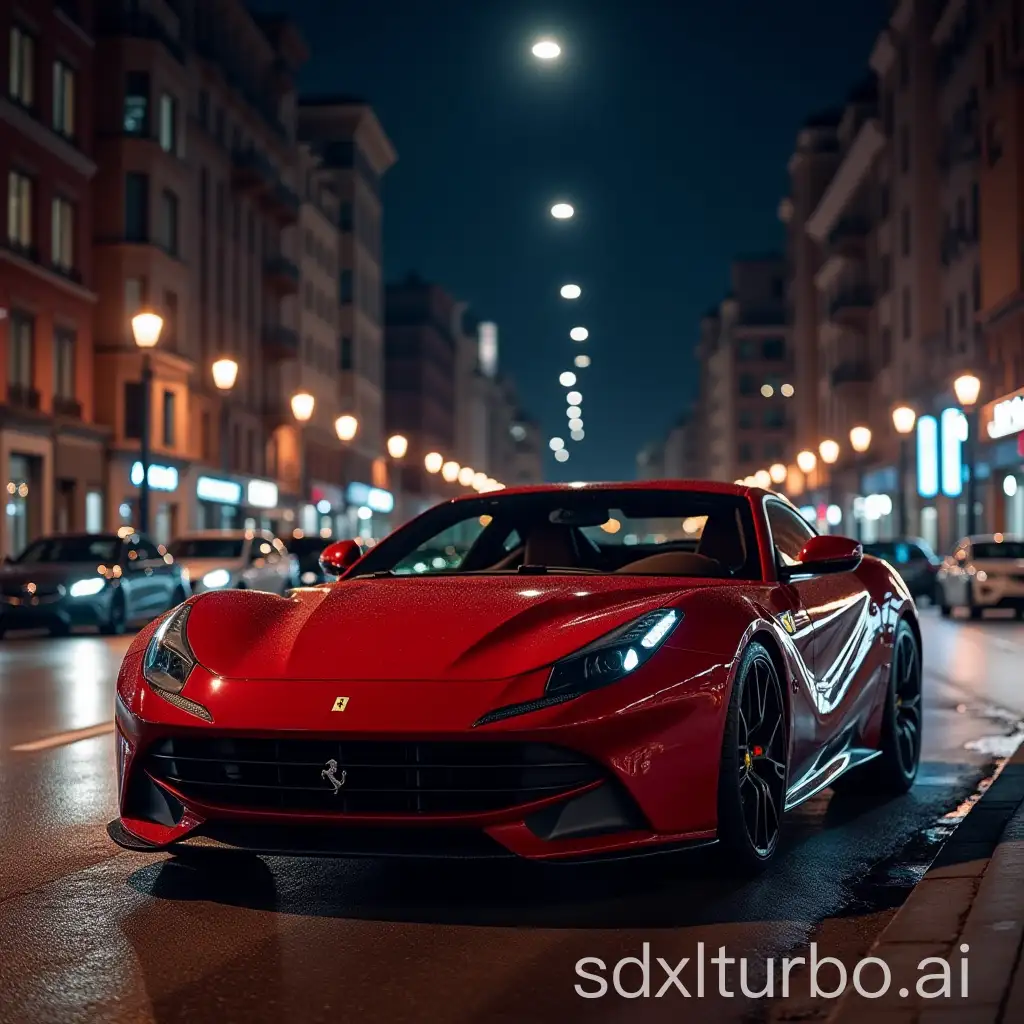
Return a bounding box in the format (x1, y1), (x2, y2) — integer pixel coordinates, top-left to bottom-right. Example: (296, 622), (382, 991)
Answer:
(142, 603), (195, 695)
(546, 609), (680, 697)
(300, 570), (317, 585)
(69, 577), (106, 598)
(202, 568), (231, 589)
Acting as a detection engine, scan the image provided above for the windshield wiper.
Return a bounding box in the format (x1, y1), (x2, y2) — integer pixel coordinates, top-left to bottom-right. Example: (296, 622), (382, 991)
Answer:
(350, 570), (398, 579)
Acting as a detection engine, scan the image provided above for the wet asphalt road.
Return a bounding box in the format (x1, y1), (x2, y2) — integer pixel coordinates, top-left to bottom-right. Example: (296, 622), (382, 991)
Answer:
(1, 610), (1023, 1023)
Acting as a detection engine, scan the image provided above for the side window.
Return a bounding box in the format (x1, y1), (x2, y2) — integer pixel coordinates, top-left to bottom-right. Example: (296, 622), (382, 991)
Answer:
(766, 502), (817, 566)
(503, 528), (522, 552)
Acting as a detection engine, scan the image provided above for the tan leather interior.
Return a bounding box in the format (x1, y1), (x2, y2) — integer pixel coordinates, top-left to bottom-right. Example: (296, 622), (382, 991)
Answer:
(697, 513), (746, 570)
(616, 552), (724, 576)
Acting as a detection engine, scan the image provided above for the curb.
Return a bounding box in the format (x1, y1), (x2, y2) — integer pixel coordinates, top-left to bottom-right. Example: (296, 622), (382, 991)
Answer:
(827, 744), (1024, 1022)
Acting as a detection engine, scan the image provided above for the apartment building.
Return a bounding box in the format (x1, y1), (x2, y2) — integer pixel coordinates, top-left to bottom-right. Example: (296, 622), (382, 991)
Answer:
(298, 97), (396, 503)
(0, 0), (105, 558)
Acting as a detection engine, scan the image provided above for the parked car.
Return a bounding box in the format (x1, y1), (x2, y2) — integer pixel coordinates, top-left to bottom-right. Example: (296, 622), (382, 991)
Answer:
(284, 534), (333, 585)
(0, 531), (189, 637)
(167, 530), (296, 595)
(936, 534), (1024, 619)
(861, 538), (940, 602)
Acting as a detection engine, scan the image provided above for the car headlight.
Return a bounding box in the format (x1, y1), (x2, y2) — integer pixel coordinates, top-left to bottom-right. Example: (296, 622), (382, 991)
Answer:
(69, 576), (106, 598)
(546, 608), (680, 697)
(202, 568), (231, 589)
(142, 603), (195, 695)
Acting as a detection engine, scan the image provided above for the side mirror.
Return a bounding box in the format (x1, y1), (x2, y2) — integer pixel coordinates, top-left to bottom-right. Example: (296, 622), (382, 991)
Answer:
(320, 539), (362, 578)
(780, 535), (862, 581)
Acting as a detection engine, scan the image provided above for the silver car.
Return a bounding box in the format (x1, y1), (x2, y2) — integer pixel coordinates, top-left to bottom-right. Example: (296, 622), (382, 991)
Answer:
(167, 530), (297, 595)
(936, 534), (1024, 619)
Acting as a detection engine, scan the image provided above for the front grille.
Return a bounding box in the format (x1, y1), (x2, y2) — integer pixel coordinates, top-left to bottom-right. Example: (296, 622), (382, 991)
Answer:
(144, 737), (604, 816)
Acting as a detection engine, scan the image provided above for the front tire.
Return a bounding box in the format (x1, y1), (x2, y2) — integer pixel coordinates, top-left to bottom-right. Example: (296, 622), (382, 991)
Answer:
(716, 642), (787, 873)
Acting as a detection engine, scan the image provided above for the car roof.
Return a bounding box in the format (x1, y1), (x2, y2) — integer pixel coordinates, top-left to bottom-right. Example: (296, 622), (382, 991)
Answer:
(171, 530), (267, 539)
(450, 479), (765, 502)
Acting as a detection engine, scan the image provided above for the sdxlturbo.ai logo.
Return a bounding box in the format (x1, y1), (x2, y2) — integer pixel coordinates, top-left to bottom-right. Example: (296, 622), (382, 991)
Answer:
(574, 942), (970, 1000)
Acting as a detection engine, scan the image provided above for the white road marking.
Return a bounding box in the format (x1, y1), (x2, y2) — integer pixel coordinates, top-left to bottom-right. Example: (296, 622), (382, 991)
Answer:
(11, 722), (114, 752)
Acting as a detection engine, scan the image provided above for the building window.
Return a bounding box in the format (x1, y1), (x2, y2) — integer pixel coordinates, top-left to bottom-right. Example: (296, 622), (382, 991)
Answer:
(738, 373), (755, 396)
(900, 125), (910, 173)
(987, 119), (1004, 166)
(957, 291), (967, 331)
(159, 94), (177, 153)
(738, 409), (753, 429)
(973, 262), (981, 311)
(51, 197), (74, 272)
(880, 326), (892, 365)
(159, 189), (178, 255)
(902, 287), (912, 340)
(7, 170), (32, 250)
(340, 336), (353, 370)
(901, 206), (911, 256)
(125, 173), (149, 241)
(883, 91), (894, 136)
(899, 44), (910, 88)
(739, 443), (753, 462)
(763, 408), (785, 429)
(164, 290), (178, 347)
(985, 43), (995, 89)
(200, 410), (212, 461)
(880, 182), (890, 219)
(124, 277), (146, 320)
(339, 202), (353, 232)
(971, 181), (979, 239)
(123, 72), (150, 134)
(945, 304), (953, 348)
(52, 60), (74, 137)
(8, 26), (34, 108)
(197, 88), (209, 128)
(8, 311), (34, 389)
(880, 253), (892, 293)
(761, 337), (785, 360)
(162, 390), (175, 447)
(54, 328), (75, 400)
(199, 167), (208, 217)
(124, 382), (143, 439)
(339, 269), (353, 304)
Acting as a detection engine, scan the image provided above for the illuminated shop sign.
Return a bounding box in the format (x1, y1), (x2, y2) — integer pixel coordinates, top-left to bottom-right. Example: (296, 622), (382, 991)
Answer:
(940, 407), (966, 498)
(196, 476), (243, 504)
(247, 479), (279, 508)
(916, 416), (938, 499)
(130, 462), (178, 491)
(346, 482), (394, 514)
(985, 391), (1024, 439)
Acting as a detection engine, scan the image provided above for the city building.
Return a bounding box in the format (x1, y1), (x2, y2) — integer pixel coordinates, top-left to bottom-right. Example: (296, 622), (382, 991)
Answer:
(635, 413), (699, 482)
(1, 0), (105, 558)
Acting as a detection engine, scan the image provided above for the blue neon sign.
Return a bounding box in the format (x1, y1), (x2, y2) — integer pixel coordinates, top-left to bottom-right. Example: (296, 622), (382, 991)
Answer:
(940, 407), (966, 498)
(916, 415), (938, 499)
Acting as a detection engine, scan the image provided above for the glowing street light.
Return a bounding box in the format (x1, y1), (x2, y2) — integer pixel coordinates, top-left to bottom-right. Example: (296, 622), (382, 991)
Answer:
(554, 449), (569, 463)
(550, 202), (574, 219)
(754, 469), (772, 488)
(570, 429), (585, 441)
(760, 384), (774, 398)
(566, 405), (582, 418)
(892, 406), (917, 435)
(291, 391), (315, 423)
(131, 312), (163, 349)
(424, 451), (444, 473)
(953, 373), (982, 408)
(335, 414), (359, 442)
(849, 426), (872, 453)
(566, 390), (582, 405)
(441, 460), (460, 483)
(386, 433), (408, 459)
(819, 439), (840, 465)
(559, 370), (577, 387)
(212, 357), (239, 391)
(560, 284), (581, 299)
(769, 463), (787, 484)
(568, 417), (583, 431)
(472, 471), (489, 490)
(131, 311), (164, 533)
(458, 466), (475, 487)
(891, 407), (916, 537)
(549, 437), (565, 451)
(953, 372), (982, 535)
(531, 38), (561, 59)
(796, 450), (817, 474)
(574, 354), (591, 368)
(780, 383), (795, 398)
(570, 327), (589, 341)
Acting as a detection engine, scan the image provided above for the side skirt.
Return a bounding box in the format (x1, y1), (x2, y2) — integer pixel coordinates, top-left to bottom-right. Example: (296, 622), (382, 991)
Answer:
(784, 747), (882, 811)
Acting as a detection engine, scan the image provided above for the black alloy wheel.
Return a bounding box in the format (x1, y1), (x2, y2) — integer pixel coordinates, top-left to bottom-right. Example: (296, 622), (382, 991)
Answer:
(887, 620), (922, 789)
(717, 642), (787, 871)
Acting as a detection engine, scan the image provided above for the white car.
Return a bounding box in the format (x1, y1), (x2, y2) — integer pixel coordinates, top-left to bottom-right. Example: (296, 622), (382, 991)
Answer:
(167, 530), (297, 596)
(936, 534), (1024, 619)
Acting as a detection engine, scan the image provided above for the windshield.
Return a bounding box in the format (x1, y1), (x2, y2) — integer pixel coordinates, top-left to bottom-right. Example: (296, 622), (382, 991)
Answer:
(168, 538), (245, 560)
(350, 490), (760, 579)
(14, 536), (120, 564)
(972, 542), (1024, 560)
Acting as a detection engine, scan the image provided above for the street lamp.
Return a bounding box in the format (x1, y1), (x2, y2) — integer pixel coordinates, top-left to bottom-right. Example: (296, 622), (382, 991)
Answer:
(849, 426), (872, 453)
(559, 371), (577, 387)
(290, 391), (314, 528)
(560, 284), (581, 299)
(574, 354), (591, 368)
(290, 391), (315, 423)
(441, 460), (460, 483)
(531, 38), (561, 59)
(212, 357), (239, 473)
(335, 414), (359, 442)
(131, 311), (163, 533)
(796, 450), (817, 474)
(550, 202), (574, 219)
(570, 327), (588, 341)
(819, 439), (840, 465)
(386, 434), (408, 460)
(424, 451), (444, 474)
(954, 373), (982, 535)
(769, 463), (787, 485)
(892, 406), (917, 537)
(754, 469), (772, 489)
(458, 466), (475, 487)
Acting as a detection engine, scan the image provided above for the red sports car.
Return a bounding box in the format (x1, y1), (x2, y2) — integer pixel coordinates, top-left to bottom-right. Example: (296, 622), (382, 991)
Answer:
(108, 482), (922, 871)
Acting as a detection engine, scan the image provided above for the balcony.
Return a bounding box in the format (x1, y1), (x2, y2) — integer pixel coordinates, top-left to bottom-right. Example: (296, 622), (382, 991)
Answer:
(828, 285), (874, 324)
(6, 384), (41, 411)
(97, 10), (185, 64)
(231, 148), (275, 194)
(263, 254), (300, 294)
(940, 225), (976, 266)
(262, 324), (299, 360)
(826, 216), (871, 259)
(53, 396), (82, 419)
(265, 181), (300, 224)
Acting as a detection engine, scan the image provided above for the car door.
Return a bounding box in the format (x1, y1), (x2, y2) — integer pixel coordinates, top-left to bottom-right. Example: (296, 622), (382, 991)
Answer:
(121, 534), (157, 617)
(765, 501), (882, 758)
(143, 535), (177, 610)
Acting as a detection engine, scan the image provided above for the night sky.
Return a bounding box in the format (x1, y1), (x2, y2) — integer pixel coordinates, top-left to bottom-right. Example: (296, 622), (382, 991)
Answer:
(254, 0), (889, 482)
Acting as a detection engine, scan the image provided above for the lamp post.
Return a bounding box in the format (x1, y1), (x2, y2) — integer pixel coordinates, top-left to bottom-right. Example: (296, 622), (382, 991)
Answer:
(892, 405), (917, 538)
(953, 373), (982, 535)
(386, 433), (408, 523)
(849, 427), (872, 540)
(291, 391), (315, 531)
(131, 312), (163, 533)
(212, 357), (239, 474)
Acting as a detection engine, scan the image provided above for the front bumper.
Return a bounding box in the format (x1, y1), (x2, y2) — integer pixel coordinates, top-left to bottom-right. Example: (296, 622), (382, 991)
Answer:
(970, 578), (1024, 608)
(112, 649), (729, 861)
(0, 588), (115, 630)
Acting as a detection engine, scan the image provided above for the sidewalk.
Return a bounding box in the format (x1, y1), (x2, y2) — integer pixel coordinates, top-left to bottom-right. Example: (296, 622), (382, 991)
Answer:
(828, 745), (1024, 1023)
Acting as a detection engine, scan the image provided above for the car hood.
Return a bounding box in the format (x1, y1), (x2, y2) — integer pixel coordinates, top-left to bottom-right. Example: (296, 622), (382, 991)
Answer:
(185, 574), (713, 681)
(177, 557), (245, 578)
